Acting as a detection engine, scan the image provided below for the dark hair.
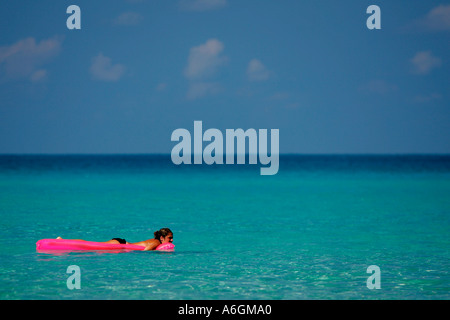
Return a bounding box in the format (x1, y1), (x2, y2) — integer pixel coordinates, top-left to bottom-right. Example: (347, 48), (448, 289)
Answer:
(154, 228), (173, 240)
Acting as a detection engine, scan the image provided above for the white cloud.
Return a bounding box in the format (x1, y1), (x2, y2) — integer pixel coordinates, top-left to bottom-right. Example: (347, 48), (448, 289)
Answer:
(186, 82), (221, 100)
(246, 59), (270, 81)
(114, 12), (143, 26)
(156, 83), (168, 91)
(413, 93), (442, 103)
(30, 69), (47, 82)
(410, 51), (442, 75)
(0, 36), (62, 82)
(359, 80), (398, 95)
(184, 39), (226, 99)
(270, 92), (290, 100)
(90, 53), (126, 81)
(418, 5), (450, 31)
(179, 0), (227, 12)
(184, 38), (226, 80)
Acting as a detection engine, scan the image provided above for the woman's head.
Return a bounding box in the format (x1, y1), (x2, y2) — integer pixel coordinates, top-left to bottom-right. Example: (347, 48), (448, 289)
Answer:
(154, 228), (173, 243)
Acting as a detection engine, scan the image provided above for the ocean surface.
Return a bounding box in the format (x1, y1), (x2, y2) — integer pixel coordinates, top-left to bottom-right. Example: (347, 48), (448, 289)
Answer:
(0, 155), (449, 300)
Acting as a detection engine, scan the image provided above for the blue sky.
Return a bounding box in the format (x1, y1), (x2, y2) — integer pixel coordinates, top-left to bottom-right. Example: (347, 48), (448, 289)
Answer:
(0, 0), (449, 154)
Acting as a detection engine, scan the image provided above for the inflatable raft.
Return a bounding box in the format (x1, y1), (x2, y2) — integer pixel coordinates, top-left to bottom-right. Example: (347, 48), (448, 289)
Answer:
(36, 239), (175, 252)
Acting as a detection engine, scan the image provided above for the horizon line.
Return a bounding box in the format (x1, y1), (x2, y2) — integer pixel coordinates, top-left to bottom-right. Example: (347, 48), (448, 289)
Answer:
(1, 152), (449, 156)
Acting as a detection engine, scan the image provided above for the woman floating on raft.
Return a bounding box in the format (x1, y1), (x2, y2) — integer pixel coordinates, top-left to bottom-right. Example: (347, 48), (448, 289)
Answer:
(37, 228), (174, 252)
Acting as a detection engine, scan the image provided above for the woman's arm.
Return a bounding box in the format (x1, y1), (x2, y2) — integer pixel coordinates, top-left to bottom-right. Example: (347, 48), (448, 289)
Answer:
(138, 239), (160, 251)
(144, 240), (160, 251)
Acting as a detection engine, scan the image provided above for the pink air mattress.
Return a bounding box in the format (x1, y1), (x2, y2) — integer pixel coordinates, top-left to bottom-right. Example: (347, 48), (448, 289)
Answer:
(36, 239), (175, 252)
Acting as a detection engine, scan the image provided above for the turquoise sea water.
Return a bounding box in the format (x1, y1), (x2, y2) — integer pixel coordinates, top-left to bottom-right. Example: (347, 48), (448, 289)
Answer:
(0, 155), (449, 300)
